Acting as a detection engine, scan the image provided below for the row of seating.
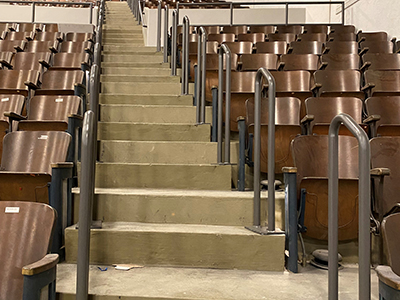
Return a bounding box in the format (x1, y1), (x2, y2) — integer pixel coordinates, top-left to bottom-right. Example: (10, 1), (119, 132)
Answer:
(0, 40), (93, 54)
(0, 31), (94, 42)
(0, 22), (59, 32)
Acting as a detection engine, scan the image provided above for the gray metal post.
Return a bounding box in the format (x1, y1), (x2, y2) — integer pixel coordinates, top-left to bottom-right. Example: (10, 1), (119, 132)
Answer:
(229, 2), (233, 26)
(163, 5), (169, 63)
(195, 26), (206, 124)
(89, 3), (93, 24)
(156, 1), (162, 52)
(181, 16), (190, 95)
(171, 10), (177, 76)
(328, 113), (370, 300)
(285, 3), (289, 25)
(32, 2), (36, 23)
(238, 117), (246, 191)
(341, 2), (345, 25)
(76, 111), (95, 300)
(217, 44), (231, 164)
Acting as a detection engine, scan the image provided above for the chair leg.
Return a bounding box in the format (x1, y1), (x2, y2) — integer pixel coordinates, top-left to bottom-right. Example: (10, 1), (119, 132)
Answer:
(237, 118), (246, 191)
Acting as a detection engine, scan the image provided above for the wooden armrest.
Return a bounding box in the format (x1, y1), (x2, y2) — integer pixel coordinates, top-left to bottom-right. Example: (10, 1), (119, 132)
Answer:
(361, 82), (375, 92)
(22, 254), (59, 276)
(68, 114), (83, 120)
(363, 114), (380, 124)
(282, 167), (297, 173)
(322, 47), (330, 54)
(360, 61), (371, 72)
(287, 46), (293, 54)
(14, 45), (24, 52)
(359, 47), (369, 56)
(51, 162), (74, 169)
(328, 37), (334, 42)
(301, 114), (314, 124)
(311, 83), (322, 93)
(49, 46), (58, 53)
(237, 116), (245, 122)
(391, 37), (397, 43)
(211, 85), (218, 90)
(319, 62), (328, 70)
(39, 59), (51, 68)
(358, 36), (366, 43)
(370, 168), (391, 177)
(74, 83), (86, 90)
(278, 61), (285, 71)
(5, 112), (26, 121)
(24, 80), (38, 89)
(376, 265), (400, 290)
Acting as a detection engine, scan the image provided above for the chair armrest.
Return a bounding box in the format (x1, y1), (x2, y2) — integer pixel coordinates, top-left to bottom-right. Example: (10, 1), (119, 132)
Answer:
(363, 114), (380, 124)
(211, 85), (218, 90)
(361, 82), (375, 92)
(370, 168), (391, 177)
(68, 114), (83, 120)
(391, 37), (397, 44)
(39, 59), (51, 69)
(5, 111), (26, 122)
(376, 265), (400, 291)
(358, 36), (366, 43)
(282, 167), (297, 173)
(359, 47), (369, 56)
(322, 47), (330, 54)
(319, 61), (328, 70)
(301, 114), (314, 135)
(24, 80), (39, 90)
(311, 83), (322, 94)
(51, 162), (74, 169)
(278, 61), (285, 71)
(301, 114), (314, 125)
(287, 46), (293, 54)
(22, 254), (59, 276)
(360, 61), (371, 72)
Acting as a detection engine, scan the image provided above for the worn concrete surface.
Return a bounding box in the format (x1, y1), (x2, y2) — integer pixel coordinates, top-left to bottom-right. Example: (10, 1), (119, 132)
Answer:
(57, 264), (379, 300)
(100, 75), (179, 82)
(101, 68), (172, 76)
(99, 94), (191, 105)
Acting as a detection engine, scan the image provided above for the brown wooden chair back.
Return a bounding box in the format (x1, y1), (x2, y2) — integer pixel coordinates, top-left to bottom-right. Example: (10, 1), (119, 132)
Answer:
(365, 96), (400, 136)
(11, 52), (51, 72)
(25, 40), (59, 53)
(297, 33), (327, 42)
(303, 25), (328, 34)
(364, 70), (400, 96)
(313, 69), (362, 98)
(268, 33), (296, 43)
(208, 33), (235, 44)
(280, 54), (319, 71)
(241, 53), (278, 71)
(222, 41), (253, 54)
(288, 41), (324, 55)
(221, 25), (248, 35)
(248, 25), (275, 35)
(65, 32), (94, 42)
(38, 70), (85, 95)
(276, 25), (302, 35)
(43, 23), (59, 32)
(59, 41), (92, 54)
(292, 134), (359, 240)
(330, 25), (356, 34)
(188, 41), (218, 54)
(358, 31), (388, 42)
(17, 23), (43, 32)
(363, 54), (400, 70)
(255, 41), (287, 54)
(51, 52), (90, 70)
(0, 201), (56, 299)
(34, 31), (64, 42)
(328, 32), (357, 41)
(360, 41), (394, 54)
(0, 40), (27, 53)
(201, 26), (220, 35)
(5, 31), (35, 41)
(237, 33), (265, 44)
(178, 33), (198, 46)
(0, 70), (39, 96)
(324, 41), (359, 54)
(321, 54), (360, 70)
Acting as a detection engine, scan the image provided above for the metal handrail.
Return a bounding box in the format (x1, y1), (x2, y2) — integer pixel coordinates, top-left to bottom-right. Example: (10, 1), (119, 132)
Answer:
(163, 5), (169, 63)
(217, 43), (231, 164)
(176, 1), (345, 26)
(171, 9), (178, 76)
(137, 0), (143, 25)
(181, 15), (190, 95)
(195, 26), (206, 124)
(328, 113), (370, 300)
(156, 0), (162, 52)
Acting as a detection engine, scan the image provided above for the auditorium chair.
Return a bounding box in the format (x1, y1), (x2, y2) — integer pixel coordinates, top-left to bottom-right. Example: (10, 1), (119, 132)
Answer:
(188, 41), (219, 81)
(178, 33), (198, 47)
(358, 31), (389, 43)
(376, 213), (400, 299)
(276, 25), (302, 35)
(34, 32), (64, 42)
(65, 32), (94, 43)
(248, 25), (275, 35)
(365, 96), (400, 137)
(278, 54), (319, 72)
(312, 69), (363, 99)
(255, 41), (287, 55)
(287, 41), (325, 55)
(4, 31), (35, 41)
(240, 53), (278, 71)
(0, 51), (13, 69)
(50, 52), (90, 72)
(0, 201), (58, 300)
(0, 70), (39, 106)
(320, 54), (360, 70)
(323, 41), (359, 54)
(201, 26), (220, 35)
(0, 22), (16, 32)
(237, 33), (265, 45)
(208, 33), (235, 44)
(16, 23), (43, 32)
(291, 135), (359, 241)
(267, 33), (297, 43)
(0, 130), (73, 254)
(361, 53), (400, 71)
(222, 41), (253, 54)
(221, 25), (248, 35)
(59, 41), (93, 55)
(297, 33), (327, 42)
(363, 70), (400, 97)
(9, 52), (52, 76)
(25, 40), (59, 53)
(0, 40), (27, 52)
(328, 32), (357, 42)
(301, 97), (364, 135)
(43, 23), (59, 32)
(303, 25), (328, 34)
(359, 41), (394, 55)
(330, 24), (356, 34)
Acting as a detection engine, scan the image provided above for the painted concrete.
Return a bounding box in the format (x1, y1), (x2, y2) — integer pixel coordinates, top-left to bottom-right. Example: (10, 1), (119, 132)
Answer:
(100, 75), (179, 83)
(99, 94), (192, 105)
(101, 68), (172, 76)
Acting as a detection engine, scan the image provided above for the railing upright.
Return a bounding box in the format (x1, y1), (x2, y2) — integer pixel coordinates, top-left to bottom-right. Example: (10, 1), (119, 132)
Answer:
(195, 26), (206, 124)
(181, 16), (190, 94)
(156, 0), (162, 52)
(217, 44), (231, 164)
(171, 9), (178, 76)
(246, 68), (279, 235)
(328, 114), (371, 300)
(163, 5), (169, 63)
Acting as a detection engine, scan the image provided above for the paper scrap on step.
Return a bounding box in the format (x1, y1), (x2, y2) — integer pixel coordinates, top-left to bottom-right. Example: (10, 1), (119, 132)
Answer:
(112, 264), (144, 271)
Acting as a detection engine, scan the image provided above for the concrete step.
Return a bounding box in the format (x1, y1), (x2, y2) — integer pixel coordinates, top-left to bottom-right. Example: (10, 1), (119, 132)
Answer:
(102, 55), (163, 63)
(99, 94), (192, 105)
(64, 222), (285, 270)
(56, 264), (378, 300)
(101, 82), (181, 94)
(101, 67), (171, 76)
(98, 140), (218, 163)
(103, 28), (143, 34)
(103, 25), (142, 31)
(71, 187), (285, 227)
(101, 74), (178, 83)
(103, 39), (144, 45)
(98, 122), (210, 141)
(83, 162), (232, 190)
(101, 62), (169, 68)
(99, 104), (211, 123)
(103, 33), (143, 39)
(102, 45), (157, 52)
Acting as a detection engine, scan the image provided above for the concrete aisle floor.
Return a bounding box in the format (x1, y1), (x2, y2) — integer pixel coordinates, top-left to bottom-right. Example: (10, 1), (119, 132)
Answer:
(57, 263), (379, 300)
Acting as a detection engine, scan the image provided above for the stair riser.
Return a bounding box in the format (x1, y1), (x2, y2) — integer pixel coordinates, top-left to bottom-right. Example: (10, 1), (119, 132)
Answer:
(81, 163), (232, 190)
(103, 40), (144, 45)
(65, 227), (285, 271)
(102, 45), (155, 51)
(101, 62), (169, 68)
(102, 56), (163, 63)
(101, 83), (181, 94)
(99, 105), (211, 123)
(72, 193), (285, 227)
(98, 123), (211, 141)
(101, 75), (178, 83)
(99, 94), (191, 105)
(101, 68), (171, 75)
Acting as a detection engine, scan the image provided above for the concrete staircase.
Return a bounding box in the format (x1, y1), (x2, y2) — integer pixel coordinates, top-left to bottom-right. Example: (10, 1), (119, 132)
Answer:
(58, 2), (285, 298)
